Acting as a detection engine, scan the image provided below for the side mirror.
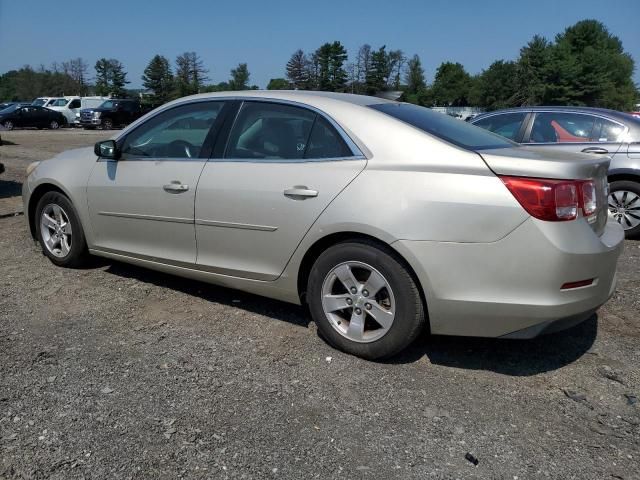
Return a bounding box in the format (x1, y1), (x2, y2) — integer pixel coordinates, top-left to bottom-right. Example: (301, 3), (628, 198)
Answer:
(94, 140), (120, 160)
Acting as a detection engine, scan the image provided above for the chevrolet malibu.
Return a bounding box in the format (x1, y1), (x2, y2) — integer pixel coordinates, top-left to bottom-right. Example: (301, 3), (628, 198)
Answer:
(22, 91), (624, 360)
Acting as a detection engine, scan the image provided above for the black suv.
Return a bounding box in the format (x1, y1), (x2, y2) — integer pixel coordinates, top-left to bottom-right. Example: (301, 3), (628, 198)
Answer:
(80, 99), (143, 130)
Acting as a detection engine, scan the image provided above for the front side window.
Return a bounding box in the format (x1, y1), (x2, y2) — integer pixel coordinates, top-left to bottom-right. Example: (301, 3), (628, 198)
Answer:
(51, 98), (68, 107)
(530, 112), (595, 143)
(120, 101), (223, 159)
(225, 102), (316, 160)
(370, 103), (515, 151)
(473, 112), (527, 141)
(69, 99), (81, 109)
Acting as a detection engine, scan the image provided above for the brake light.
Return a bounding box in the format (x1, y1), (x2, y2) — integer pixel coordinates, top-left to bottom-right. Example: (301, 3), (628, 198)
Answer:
(499, 176), (598, 222)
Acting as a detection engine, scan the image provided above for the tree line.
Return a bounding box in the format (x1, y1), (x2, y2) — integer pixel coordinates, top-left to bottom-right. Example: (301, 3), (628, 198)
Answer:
(0, 20), (637, 111)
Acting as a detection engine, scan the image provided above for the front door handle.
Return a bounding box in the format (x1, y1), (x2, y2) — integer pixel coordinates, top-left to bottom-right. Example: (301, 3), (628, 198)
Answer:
(581, 147), (609, 154)
(163, 181), (189, 193)
(284, 186), (318, 199)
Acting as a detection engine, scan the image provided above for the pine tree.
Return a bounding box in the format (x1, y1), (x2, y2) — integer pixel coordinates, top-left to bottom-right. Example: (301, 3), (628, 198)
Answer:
(94, 58), (129, 97)
(314, 41), (347, 92)
(405, 54), (426, 94)
(286, 49), (310, 89)
(142, 55), (173, 103)
(228, 63), (250, 90)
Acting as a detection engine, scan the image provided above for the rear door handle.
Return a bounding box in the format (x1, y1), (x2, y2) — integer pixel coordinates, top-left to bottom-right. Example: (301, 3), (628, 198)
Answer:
(163, 181), (189, 193)
(581, 147), (609, 154)
(284, 186), (318, 199)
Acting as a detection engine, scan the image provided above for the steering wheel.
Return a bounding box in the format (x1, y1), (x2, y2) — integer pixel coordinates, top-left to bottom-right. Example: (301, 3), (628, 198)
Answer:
(167, 139), (195, 158)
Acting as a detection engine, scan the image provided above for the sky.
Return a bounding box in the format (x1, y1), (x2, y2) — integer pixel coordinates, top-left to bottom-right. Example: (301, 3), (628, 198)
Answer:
(0, 0), (639, 89)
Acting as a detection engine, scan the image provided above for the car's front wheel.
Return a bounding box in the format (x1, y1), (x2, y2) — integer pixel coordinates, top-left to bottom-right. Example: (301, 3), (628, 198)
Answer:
(49, 120), (60, 129)
(35, 191), (88, 267)
(307, 240), (426, 360)
(3, 120), (14, 130)
(101, 118), (114, 130)
(608, 180), (640, 239)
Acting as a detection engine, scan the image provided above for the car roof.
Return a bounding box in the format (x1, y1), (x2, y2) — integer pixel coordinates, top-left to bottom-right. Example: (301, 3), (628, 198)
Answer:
(473, 105), (627, 119)
(172, 90), (393, 109)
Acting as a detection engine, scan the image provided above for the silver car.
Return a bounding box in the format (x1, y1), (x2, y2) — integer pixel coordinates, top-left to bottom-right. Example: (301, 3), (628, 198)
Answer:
(471, 107), (640, 238)
(22, 91), (623, 360)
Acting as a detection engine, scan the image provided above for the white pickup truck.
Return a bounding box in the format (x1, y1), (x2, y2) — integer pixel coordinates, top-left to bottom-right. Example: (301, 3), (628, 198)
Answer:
(49, 96), (109, 126)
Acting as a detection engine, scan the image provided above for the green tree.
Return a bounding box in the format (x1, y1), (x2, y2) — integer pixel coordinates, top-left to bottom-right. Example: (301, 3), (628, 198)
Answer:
(405, 54), (426, 94)
(513, 35), (552, 106)
(94, 58), (129, 97)
(469, 60), (518, 110)
(365, 45), (389, 94)
(431, 62), (473, 106)
(142, 55), (173, 104)
(548, 19), (636, 109)
(286, 49), (309, 89)
(314, 41), (348, 92)
(228, 63), (250, 90)
(174, 52), (209, 97)
(267, 78), (290, 90)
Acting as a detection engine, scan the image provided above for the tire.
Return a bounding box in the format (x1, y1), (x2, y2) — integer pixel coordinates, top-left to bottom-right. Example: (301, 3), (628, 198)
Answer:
(101, 118), (114, 130)
(307, 240), (425, 360)
(3, 120), (14, 130)
(608, 180), (640, 239)
(35, 191), (88, 268)
(49, 120), (60, 129)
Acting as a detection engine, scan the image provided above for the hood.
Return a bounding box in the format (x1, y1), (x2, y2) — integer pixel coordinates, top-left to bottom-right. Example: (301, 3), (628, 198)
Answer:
(478, 146), (610, 181)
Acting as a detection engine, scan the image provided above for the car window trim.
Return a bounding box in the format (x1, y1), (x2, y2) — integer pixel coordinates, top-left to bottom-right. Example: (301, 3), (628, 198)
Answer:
(214, 98), (365, 163)
(112, 99), (229, 162)
(521, 110), (628, 145)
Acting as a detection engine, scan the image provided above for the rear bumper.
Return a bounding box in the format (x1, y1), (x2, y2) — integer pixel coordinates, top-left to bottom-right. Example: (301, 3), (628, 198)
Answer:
(394, 217), (624, 338)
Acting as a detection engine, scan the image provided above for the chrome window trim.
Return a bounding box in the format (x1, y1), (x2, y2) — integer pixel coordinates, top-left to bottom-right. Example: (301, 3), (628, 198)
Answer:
(480, 109), (629, 146)
(219, 98), (365, 163)
(116, 95), (367, 162)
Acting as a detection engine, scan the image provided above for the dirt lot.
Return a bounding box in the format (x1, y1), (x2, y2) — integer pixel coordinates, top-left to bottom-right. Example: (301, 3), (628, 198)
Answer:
(0, 129), (639, 479)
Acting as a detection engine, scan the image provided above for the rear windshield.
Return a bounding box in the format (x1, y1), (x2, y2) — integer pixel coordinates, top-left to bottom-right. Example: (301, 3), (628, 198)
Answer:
(370, 103), (516, 151)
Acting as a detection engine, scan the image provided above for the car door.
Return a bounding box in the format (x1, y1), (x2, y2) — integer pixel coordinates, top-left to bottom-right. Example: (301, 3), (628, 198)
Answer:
(194, 100), (366, 280)
(522, 111), (626, 158)
(86, 100), (227, 264)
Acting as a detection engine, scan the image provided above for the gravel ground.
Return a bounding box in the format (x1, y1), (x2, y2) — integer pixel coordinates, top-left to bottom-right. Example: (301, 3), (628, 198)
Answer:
(0, 130), (639, 479)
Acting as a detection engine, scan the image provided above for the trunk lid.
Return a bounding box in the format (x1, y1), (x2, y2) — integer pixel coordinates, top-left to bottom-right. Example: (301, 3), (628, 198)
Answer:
(479, 146), (610, 235)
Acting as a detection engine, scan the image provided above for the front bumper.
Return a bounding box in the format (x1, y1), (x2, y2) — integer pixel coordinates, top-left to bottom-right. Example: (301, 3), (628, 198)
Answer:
(394, 217), (624, 338)
(80, 118), (102, 126)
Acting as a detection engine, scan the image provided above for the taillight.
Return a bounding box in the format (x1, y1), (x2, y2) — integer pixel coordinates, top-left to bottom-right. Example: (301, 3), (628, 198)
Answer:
(500, 176), (598, 222)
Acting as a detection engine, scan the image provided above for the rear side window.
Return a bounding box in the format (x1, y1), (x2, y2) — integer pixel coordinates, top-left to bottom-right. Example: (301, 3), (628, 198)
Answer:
(596, 118), (625, 142)
(530, 112), (595, 143)
(225, 102), (316, 160)
(370, 103), (515, 151)
(473, 113), (527, 141)
(305, 116), (352, 159)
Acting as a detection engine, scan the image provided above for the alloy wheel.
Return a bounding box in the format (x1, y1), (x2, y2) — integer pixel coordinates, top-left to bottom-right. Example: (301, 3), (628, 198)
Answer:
(40, 204), (72, 258)
(50, 120), (59, 129)
(4, 121), (13, 130)
(321, 261), (396, 343)
(608, 190), (640, 230)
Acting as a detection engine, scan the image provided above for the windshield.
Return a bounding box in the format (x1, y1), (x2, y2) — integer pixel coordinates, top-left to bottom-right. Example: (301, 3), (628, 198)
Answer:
(0, 104), (20, 114)
(370, 103), (516, 151)
(51, 98), (69, 107)
(99, 100), (116, 109)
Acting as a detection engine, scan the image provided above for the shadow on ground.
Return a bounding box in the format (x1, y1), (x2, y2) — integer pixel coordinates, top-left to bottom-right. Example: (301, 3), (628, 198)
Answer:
(0, 180), (22, 199)
(103, 259), (596, 376)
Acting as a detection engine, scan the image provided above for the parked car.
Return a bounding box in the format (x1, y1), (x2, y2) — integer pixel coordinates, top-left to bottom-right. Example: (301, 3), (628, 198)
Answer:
(22, 91), (623, 360)
(48, 96), (82, 125)
(471, 107), (640, 237)
(0, 104), (67, 130)
(0, 101), (30, 111)
(80, 99), (143, 129)
(32, 97), (59, 108)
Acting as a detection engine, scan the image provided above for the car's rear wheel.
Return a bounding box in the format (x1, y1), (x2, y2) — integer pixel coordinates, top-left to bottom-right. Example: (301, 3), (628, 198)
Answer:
(49, 120), (60, 129)
(307, 240), (425, 360)
(35, 192), (88, 267)
(3, 120), (14, 130)
(608, 180), (640, 239)
(101, 118), (113, 130)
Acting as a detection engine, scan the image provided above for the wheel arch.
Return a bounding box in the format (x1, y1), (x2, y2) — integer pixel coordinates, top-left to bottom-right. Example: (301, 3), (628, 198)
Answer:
(296, 231), (429, 330)
(27, 183), (67, 238)
(608, 171), (640, 184)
